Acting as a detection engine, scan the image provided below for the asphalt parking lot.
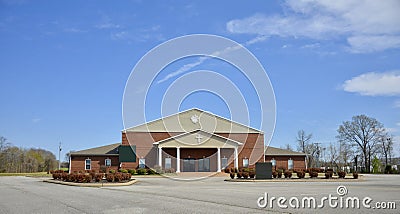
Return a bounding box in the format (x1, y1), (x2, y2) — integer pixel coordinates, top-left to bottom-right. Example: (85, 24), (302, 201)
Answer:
(0, 174), (399, 214)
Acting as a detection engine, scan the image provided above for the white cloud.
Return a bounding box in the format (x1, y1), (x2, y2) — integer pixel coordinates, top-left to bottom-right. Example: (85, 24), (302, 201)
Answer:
(342, 71), (400, 96)
(32, 118), (41, 123)
(95, 23), (120, 29)
(396, 122), (400, 127)
(157, 35), (267, 84)
(394, 100), (400, 108)
(226, 0), (400, 53)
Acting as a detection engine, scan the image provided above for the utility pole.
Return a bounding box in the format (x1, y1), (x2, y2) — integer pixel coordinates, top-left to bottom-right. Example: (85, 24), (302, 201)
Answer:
(58, 141), (62, 170)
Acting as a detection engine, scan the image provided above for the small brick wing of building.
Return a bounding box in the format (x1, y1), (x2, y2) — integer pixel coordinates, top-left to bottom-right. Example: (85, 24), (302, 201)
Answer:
(69, 109), (306, 173)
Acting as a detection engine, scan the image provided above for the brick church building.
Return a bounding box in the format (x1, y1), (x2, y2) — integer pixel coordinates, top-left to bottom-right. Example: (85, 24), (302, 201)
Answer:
(69, 109), (306, 173)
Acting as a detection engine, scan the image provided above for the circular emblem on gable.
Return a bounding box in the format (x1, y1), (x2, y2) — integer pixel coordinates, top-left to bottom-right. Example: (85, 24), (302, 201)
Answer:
(190, 115), (199, 124)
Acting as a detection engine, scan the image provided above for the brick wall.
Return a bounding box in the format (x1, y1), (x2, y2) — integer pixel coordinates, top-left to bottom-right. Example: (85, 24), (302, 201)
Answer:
(70, 156), (119, 172)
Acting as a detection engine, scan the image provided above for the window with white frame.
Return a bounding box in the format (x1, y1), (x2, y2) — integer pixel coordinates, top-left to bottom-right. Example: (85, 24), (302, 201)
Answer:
(85, 159), (91, 170)
(221, 157), (228, 169)
(105, 158), (111, 167)
(139, 158), (146, 168)
(271, 158), (276, 167)
(165, 157), (171, 169)
(288, 158), (293, 170)
(243, 158), (249, 168)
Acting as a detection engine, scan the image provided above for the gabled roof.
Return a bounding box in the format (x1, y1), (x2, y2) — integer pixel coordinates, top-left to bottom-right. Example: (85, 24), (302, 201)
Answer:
(153, 129), (243, 148)
(70, 143), (120, 156)
(124, 108), (263, 134)
(265, 147), (306, 156)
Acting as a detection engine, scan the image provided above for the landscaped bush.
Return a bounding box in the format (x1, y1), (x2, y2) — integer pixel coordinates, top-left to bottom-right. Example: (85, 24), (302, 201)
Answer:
(119, 169), (128, 173)
(114, 173), (123, 182)
(307, 168), (323, 173)
(385, 165), (392, 174)
(230, 172), (235, 179)
(296, 171), (305, 179)
(249, 169), (255, 179)
(277, 170), (283, 178)
(242, 172), (249, 179)
(106, 173), (114, 182)
(284, 170), (292, 178)
(122, 173), (131, 180)
(153, 165), (163, 174)
(338, 171), (346, 178)
(237, 172), (243, 179)
(309, 171), (319, 178)
(94, 173), (103, 182)
(224, 168), (230, 173)
(128, 169), (136, 175)
(109, 169), (116, 174)
(325, 171), (333, 179)
(137, 168), (147, 175)
(164, 168), (175, 173)
(353, 172), (359, 179)
(272, 171), (277, 178)
(146, 168), (157, 175)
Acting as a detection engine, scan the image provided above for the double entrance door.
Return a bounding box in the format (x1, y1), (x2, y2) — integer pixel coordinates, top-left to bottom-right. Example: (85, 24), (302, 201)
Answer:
(183, 158), (210, 172)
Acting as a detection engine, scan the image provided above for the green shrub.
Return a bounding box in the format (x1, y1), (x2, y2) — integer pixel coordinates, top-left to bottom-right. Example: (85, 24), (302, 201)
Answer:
(137, 168), (147, 175)
(146, 168), (156, 175)
(128, 169), (136, 175)
(119, 169), (128, 173)
(109, 169), (116, 174)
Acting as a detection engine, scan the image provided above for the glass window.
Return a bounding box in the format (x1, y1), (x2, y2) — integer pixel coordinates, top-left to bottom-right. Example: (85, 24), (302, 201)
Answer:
(85, 159), (91, 170)
(139, 158), (146, 168)
(243, 158), (249, 168)
(105, 158), (111, 167)
(271, 159), (276, 166)
(165, 157), (171, 169)
(288, 159), (293, 170)
(221, 157), (228, 169)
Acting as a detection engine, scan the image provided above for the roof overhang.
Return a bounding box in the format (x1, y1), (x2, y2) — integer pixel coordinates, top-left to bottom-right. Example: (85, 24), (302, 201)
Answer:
(153, 129), (243, 148)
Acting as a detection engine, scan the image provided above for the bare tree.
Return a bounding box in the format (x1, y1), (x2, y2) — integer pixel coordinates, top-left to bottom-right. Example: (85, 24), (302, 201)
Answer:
(297, 130), (312, 153)
(337, 115), (385, 173)
(380, 134), (393, 167)
(281, 144), (294, 151)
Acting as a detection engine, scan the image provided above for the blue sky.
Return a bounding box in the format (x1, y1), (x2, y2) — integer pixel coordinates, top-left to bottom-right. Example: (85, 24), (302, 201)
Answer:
(1, 0), (400, 160)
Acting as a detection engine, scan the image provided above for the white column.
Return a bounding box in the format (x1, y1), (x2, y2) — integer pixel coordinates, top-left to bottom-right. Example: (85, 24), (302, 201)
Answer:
(234, 147), (238, 169)
(158, 147), (162, 167)
(217, 147), (221, 172)
(176, 147), (181, 173)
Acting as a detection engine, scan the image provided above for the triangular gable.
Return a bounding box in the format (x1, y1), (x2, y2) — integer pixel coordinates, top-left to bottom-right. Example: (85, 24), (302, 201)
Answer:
(153, 129), (243, 148)
(124, 108), (262, 134)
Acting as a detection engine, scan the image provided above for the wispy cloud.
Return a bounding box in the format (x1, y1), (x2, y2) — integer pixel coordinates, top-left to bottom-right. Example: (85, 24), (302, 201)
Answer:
(63, 28), (87, 33)
(32, 118), (41, 123)
(342, 71), (400, 96)
(394, 100), (400, 108)
(156, 35), (267, 84)
(95, 23), (120, 29)
(226, 0), (400, 53)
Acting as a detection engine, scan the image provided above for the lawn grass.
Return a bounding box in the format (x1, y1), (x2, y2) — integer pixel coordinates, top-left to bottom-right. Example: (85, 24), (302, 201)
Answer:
(0, 172), (52, 177)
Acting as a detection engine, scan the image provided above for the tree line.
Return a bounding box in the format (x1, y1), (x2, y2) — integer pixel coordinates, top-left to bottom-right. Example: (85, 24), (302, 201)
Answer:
(0, 136), (58, 173)
(295, 114), (395, 173)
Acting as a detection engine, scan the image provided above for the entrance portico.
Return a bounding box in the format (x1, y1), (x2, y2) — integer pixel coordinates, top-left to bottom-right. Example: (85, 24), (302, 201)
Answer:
(154, 130), (242, 172)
